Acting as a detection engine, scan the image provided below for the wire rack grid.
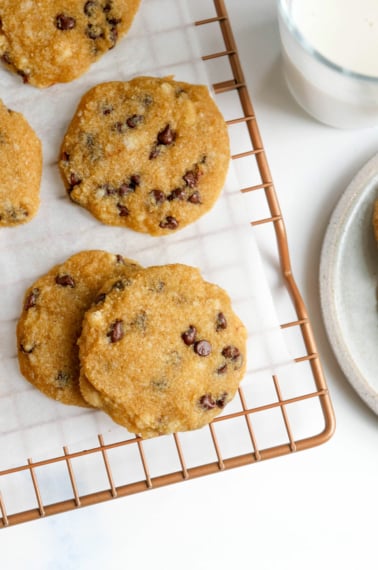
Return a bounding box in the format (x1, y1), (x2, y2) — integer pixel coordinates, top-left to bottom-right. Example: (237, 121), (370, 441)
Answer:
(0, 0), (335, 528)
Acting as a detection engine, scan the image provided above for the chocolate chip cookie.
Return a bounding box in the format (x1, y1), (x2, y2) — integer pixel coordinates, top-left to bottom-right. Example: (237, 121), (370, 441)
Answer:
(0, 99), (42, 226)
(78, 264), (247, 437)
(17, 250), (141, 407)
(0, 0), (140, 87)
(59, 76), (230, 235)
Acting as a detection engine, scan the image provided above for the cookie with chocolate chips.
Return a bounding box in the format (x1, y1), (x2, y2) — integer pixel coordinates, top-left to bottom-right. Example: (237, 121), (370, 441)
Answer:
(59, 76), (230, 235)
(0, 99), (42, 226)
(78, 264), (247, 437)
(0, 0), (140, 87)
(17, 250), (141, 407)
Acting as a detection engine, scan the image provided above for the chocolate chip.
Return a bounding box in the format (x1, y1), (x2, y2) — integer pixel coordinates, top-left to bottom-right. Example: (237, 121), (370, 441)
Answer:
(130, 174), (141, 188)
(126, 114), (143, 128)
(118, 176), (139, 194)
(168, 188), (186, 201)
(222, 345), (240, 360)
(157, 124), (176, 145)
(115, 254), (125, 264)
(159, 216), (179, 230)
(17, 70), (30, 84)
(61, 151), (70, 163)
(118, 183), (134, 197)
(107, 17), (122, 26)
(104, 184), (117, 195)
(216, 312), (227, 331)
(216, 363), (228, 375)
(102, 104), (113, 115)
(56, 371), (70, 387)
(103, 3), (112, 13)
(113, 121), (127, 134)
(188, 191), (201, 204)
(118, 184), (129, 196)
(221, 346), (243, 370)
(194, 340), (212, 357)
(55, 274), (76, 288)
(86, 24), (104, 40)
(1, 53), (12, 65)
(107, 319), (124, 343)
(216, 392), (228, 408)
(150, 190), (165, 205)
(111, 279), (128, 291)
(175, 87), (186, 97)
(84, 1), (97, 16)
(181, 325), (197, 346)
(24, 288), (40, 310)
(69, 173), (81, 186)
(117, 203), (129, 216)
(199, 394), (216, 410)
(55, 14), (76, 30)
(94, 292), (106, 304)
(149, 146), (160, 160)
(183, 170), (199, 188)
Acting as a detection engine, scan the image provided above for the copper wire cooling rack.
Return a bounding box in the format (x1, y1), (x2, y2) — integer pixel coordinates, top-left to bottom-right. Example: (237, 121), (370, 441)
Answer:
(0, 0), (335, 528)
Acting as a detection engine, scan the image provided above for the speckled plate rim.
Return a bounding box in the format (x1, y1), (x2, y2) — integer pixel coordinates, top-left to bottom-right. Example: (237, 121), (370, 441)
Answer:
(320, 152), (378, 415)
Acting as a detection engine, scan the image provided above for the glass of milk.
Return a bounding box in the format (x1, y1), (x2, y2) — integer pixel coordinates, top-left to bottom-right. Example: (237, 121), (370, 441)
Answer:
(278, 0), (378, 128)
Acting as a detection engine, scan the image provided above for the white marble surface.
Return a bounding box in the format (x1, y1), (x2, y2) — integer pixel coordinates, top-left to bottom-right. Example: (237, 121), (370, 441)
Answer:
(2, 1), (378, 568)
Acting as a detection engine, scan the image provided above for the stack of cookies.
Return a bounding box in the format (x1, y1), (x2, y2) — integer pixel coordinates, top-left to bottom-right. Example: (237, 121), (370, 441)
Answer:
(17, 251), (247, 438)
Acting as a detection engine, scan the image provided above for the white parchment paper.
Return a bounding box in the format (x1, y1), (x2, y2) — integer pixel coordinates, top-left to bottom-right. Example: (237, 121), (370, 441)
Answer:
(0, 0), (297, 471)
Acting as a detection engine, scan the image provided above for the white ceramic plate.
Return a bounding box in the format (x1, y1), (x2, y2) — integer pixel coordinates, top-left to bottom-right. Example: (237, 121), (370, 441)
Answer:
(320, 152), (378, 415)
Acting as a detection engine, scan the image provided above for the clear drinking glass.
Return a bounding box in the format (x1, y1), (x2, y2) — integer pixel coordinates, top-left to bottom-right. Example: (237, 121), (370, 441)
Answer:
(277, 0), (378, 129)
